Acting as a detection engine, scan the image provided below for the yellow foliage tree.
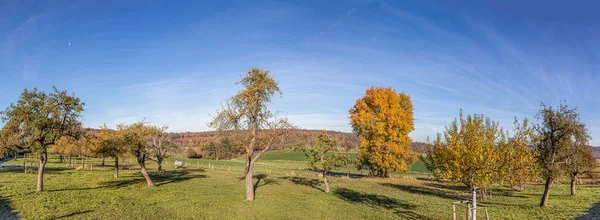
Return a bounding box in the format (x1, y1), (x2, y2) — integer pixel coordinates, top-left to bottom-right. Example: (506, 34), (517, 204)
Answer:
(349, 86), (414, 177)
(496, 118), (538, 191)
(424, 111), (503, 193)
(91, 125), (126, 178)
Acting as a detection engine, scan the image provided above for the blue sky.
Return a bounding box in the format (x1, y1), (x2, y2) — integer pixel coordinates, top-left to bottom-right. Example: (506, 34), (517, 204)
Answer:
(2, 0), (600, 144)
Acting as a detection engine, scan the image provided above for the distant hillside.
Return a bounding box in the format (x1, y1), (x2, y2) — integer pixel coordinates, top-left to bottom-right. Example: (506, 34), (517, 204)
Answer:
(592, 146), (600, 159)
(171, 129), (361, 151)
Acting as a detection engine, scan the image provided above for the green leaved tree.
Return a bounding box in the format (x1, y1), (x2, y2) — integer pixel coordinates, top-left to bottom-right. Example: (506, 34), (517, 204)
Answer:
(1, 86), (84, 192)
(303, 132), (348, 193)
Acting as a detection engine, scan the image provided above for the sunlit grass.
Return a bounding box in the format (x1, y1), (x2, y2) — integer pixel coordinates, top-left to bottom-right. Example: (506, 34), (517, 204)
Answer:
(1, 155), (599, 219)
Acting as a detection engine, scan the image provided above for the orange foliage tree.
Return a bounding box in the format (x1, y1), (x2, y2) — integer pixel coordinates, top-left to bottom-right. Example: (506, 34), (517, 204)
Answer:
(349, 87), (414, 177)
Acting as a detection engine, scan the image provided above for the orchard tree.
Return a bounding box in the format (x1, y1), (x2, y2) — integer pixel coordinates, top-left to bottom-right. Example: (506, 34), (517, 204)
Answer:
(303, 132), (348, 193)
(209, 67), (292, 201)
(185, 140), (199, 158)
(563, 126), (594, 196)
(121, 121), (155, 187)
(92, 125), (126, 178)
(1, 87), (84, 191)
(497, 118), (538, 191)
(424, 111), (504, 219)
(535, 103), (587, 207)
(55, 131), (93, 168)
(349, 86), (414, 177)
(147, 125), (179, 172)
(0, 125), (23, 161)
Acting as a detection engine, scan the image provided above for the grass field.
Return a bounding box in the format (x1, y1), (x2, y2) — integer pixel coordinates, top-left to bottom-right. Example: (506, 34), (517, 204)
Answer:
(1, 151), (599, 219)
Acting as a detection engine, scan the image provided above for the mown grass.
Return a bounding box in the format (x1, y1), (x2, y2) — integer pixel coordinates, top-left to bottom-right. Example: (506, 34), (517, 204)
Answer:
(1, 155), (600, 219)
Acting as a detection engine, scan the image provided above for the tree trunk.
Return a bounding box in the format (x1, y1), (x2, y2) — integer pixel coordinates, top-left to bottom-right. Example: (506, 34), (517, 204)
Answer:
(37, 150), (48, 192)
(14, 151), (17, 161)
(68, 155), (72, 167)
(59, 154), (63, 163)
(245, 155), (254, 200)
(114, 156), (119, 178)
(157, 157), (163, 173)
(323, 172), (330, 193)
(139, 162), (155, 187)
(571, 175), (577, 196)
(101, 156), (105, 166)
(540, 177), (553, 207)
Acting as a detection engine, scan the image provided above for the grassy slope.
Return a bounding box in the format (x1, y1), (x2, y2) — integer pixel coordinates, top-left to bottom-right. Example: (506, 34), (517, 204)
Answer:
(258, 150), (430, 174)
(1, 155), (599, 219)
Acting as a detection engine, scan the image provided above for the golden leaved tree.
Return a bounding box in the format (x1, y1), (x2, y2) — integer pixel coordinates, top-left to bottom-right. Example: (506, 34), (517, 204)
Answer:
(424, 111), (507, 219)
(92, 125), (126, 178)
(496, 118), (538, 191)
(349, 86), (414, 177)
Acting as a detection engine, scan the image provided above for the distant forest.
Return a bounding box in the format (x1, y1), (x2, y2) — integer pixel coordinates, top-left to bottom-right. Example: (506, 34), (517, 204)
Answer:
(170, 129), (430, 156)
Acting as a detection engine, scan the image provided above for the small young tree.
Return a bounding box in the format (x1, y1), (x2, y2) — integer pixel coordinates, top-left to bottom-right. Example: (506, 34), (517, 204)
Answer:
(303, 132), (348, 193)
(1, 87), (84, 192)
(535, 103), (587, 207)
(121, 121), (154, 187)
(563, 126), (595, 196)
(349, 86), (415, 177)
(92, 125), (126, 178)
(209, 67), (292, 201)
(424, 111), (504, 219)
(55, 131), (93, 169)
(146, 125), (180, 172)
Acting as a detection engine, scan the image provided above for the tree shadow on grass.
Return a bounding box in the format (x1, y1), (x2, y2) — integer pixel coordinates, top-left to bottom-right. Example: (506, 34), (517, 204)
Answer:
(253, 174), (278, 194)
(576, 200), (600, 220)
(279, 176), (324, 192)
(0, 165), (75, 174)
(381, 183), (464, 200)
(334, 188), (428, 219)
(48, 169), (206, 192)
(237, 174), (279, 197)
(0, 197), (19, 220)
(102, 170), (207, 188)
(54, 210), (94, 219)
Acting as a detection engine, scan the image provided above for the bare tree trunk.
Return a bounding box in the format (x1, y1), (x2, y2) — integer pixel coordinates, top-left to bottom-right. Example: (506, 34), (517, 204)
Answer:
(323, 172), (330, 193)
(101, 156), (105, 166)
(68, 155), (72, 167)
(59, 154), (63, 163)
(114, 156), (119, 178)
(540, 177), (553, 207)
(245, 155), (254, 200)
(139, 162), (155, 187)
(570, 175), (577, 196)
(14, 151), (17, 161)
(37, 150), (48, 192)
(157, 157), (163, 173)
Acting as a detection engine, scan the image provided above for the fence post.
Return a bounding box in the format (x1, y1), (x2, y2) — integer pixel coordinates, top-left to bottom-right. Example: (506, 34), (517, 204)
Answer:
(452, 203), (456, 220)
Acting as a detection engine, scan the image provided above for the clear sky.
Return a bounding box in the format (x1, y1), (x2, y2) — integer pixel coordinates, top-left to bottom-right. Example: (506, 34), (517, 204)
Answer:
(2, 0), (600, 145)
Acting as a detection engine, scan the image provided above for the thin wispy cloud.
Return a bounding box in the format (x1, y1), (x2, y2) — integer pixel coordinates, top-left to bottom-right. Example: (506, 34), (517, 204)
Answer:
(1, 0), (599, 144)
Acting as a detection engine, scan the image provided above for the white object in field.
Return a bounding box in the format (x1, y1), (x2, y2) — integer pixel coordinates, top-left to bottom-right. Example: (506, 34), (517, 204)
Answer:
(174, 161), (184, 169)
(472, 190), (477, 220)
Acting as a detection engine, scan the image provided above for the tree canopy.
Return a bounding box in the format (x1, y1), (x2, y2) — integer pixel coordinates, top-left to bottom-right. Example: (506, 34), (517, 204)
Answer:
(349, 86), (415, 177)
(209, 67), (292, 201)
(1, 86), (84, 191)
